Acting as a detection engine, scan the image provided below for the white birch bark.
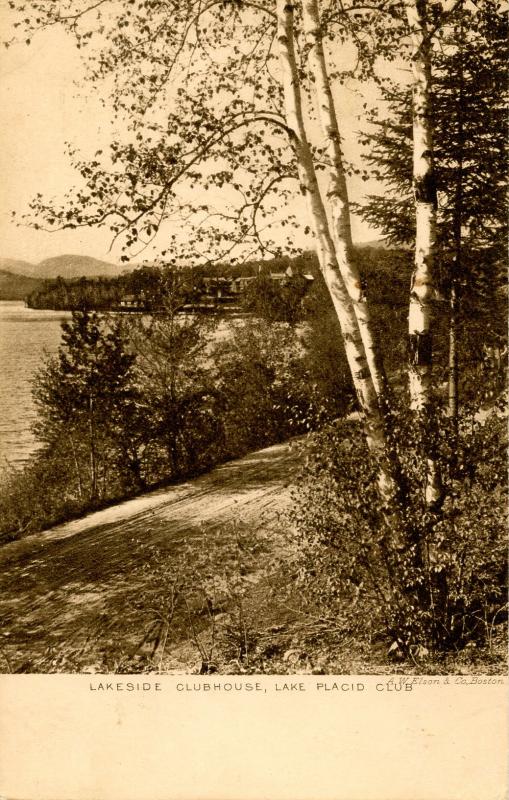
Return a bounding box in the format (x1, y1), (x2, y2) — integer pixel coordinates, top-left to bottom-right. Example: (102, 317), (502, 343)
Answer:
(276, 0), (397, 506)
(405, 0), (442, 507)
(301, 0), (387, 401)
(405, 0), (436, 410)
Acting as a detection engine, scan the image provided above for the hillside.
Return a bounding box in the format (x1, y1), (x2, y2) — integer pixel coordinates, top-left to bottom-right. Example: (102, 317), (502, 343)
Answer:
(32, 255), (124, 279)
(0, 254), (123, 281)
(0, 243), (396, 302)
(0, 258), (35, 276)
(1, 243), (389, 283)
(355, 238), (388, 249)
(0, 270), (44, 301)
(0, 429), (504, 676)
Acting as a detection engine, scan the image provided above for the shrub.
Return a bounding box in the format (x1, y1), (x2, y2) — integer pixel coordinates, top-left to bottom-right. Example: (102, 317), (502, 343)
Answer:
(213, 318), (316, 455)
(289, 402), (507, 657)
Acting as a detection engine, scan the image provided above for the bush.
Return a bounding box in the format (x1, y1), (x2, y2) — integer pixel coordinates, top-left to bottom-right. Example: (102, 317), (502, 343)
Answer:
(0, 450), (90, 542)
(0, 313), (322, 540)
(213, 318), (316, 455)
(289, 402), (507, 657)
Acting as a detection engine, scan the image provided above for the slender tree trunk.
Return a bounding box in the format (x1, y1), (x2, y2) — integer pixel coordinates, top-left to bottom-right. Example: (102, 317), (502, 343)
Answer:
(88, 396), (98, 500)
(448, 282), (458, 428)
(67, 432), (83, 500)
(404, 0), (443, 507)
(449, 0), (464, 434)
(277, 0), (399, 508)
(302, 0), (388, 401)
(405, 0), (436, 410)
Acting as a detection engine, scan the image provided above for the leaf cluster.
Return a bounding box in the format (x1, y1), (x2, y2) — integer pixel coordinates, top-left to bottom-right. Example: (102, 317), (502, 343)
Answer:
(289, 401), (508, 654)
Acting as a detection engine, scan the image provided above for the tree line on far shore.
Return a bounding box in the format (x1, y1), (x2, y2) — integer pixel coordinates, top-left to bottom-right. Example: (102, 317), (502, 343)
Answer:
(24, 253), (315, 313)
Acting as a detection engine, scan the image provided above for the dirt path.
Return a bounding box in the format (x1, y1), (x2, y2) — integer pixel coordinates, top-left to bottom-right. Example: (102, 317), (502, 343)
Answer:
(0, 439), (303, 672)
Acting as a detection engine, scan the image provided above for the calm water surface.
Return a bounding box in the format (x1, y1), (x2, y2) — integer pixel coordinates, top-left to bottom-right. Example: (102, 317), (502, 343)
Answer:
(0, 301), (71, 468)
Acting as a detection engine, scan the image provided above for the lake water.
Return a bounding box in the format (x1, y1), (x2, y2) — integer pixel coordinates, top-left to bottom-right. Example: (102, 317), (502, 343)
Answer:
(0, 301), (71, 469)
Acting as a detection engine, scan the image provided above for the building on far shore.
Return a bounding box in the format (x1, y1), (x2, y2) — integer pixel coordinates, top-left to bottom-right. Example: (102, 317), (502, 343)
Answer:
(119, 294), (146, 310)
(118, 266), (314, 313)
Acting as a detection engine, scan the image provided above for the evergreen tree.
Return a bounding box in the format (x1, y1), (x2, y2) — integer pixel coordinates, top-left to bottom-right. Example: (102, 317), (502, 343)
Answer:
(357, 0), (507, 418)
(356, 0), (509, 283)
(33, 311), (142, 500)
(359, 2), (507, 257)
(127, 272), (222, 479)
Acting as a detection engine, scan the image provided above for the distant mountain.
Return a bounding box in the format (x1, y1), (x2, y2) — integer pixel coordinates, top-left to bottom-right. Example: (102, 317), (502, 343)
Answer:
(0, 255), (125, 280)
(0, 258), (35, 276)
(33, 255), (124, 279)
(0, 270), (44, 301)
(0, 245), (395, 295)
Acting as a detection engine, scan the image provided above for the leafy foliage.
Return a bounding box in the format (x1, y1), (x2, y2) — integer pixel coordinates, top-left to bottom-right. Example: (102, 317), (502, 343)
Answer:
(6, 0), (410, 266)
(357, 2), (507, 265)
(242, 271), (311, 323)
(0, 279), (341, 538)
(289, 403), (507, 654)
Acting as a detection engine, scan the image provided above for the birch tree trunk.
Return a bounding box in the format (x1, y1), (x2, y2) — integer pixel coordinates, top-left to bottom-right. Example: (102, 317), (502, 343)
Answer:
(404, 0), (443, 507)
(301, 0), (388, 401)
(405, 0), (436, 409)
(276, 0), (398, 507)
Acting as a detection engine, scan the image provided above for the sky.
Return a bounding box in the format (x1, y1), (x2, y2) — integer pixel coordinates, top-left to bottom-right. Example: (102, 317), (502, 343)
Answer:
(0, 11), (384, 266)
(0, 22), (118, 264)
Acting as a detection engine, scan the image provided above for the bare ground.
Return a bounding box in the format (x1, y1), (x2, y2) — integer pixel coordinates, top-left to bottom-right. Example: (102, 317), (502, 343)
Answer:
(0, 439), (303, 673)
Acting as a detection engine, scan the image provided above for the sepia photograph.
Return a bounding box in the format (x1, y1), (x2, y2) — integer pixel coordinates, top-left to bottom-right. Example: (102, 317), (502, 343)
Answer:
(0, 4), (507, 795)
(0, 0), (506, 680)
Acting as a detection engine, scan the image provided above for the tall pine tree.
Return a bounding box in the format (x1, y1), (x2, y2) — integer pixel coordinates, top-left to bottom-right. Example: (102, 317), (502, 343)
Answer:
(357, 0), (507, 418)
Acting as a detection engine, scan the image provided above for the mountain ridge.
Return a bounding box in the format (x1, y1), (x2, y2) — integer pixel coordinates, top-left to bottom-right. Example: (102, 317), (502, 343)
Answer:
(0, 242), (389, 298)
(1, 241), (387, 280)
(2, 255), (124, 280)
